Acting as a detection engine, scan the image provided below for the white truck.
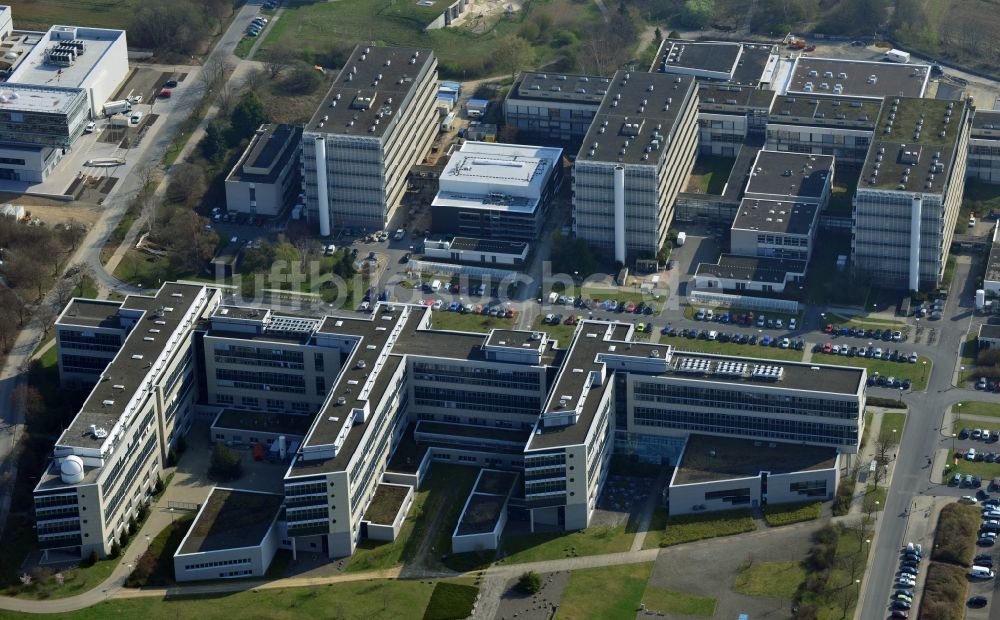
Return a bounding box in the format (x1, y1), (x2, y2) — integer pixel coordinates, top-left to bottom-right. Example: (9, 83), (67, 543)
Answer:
(440, 111), (456, 132)
(103, 100), (132, 116)
(675, 231), (686, 247)
(884, 48), (910, 63)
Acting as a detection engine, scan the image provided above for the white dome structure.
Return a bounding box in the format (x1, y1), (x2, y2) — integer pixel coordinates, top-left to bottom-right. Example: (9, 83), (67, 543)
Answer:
(60, 455), (85, 484)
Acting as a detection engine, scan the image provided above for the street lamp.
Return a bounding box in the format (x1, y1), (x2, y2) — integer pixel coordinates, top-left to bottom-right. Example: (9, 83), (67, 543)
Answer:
(169, 507), (175, 524)
(874, 500), (880, 523)
(921, 360), (927, 381)
(952, 433), (957, 452)
(957, 402), (963, 425)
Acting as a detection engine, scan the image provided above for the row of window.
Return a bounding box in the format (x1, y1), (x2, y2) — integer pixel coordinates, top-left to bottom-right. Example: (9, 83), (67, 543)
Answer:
(630, 383), (859, 418)
(216, 369), (306, 394)
(184, 557), (251, 570)
(413, 387), (541, 416)
(632, 407), (858, 446)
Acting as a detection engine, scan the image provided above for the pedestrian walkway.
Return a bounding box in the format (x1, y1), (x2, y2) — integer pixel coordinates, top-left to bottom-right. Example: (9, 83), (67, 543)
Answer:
(629, 467), (670, 552)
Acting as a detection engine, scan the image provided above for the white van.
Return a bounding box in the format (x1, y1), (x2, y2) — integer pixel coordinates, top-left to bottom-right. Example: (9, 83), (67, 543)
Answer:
(430, 279), (441, 292)
(971, 566), (995, 579)
(130, 111), (144, 126)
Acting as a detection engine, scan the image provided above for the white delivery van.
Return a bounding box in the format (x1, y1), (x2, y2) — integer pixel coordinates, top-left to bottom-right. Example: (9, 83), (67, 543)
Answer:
(676, 231), (686, 246)
(430, 279), (441, 292)
(971, 566), (995, 579)
(884, 49), (910, 63)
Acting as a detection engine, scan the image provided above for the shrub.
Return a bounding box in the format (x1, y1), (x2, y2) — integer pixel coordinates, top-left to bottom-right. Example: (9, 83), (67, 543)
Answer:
(124, 551), (158, 588)
(805, 543), (835, 572)
(516, 571), (542, 594)
(657, 509), (755, 546)
(119, 532), (129, 548)
(127, 515), (137, 536)
(813, 524), (838, 546)
(110, 540), (121, 558)
(919, 562), (967, 620)
(209, 441), (243, 481)
(931, 503), (979, 566)
(85, 549), (99, 567)
(153, 476), (164, 494)
(763, 502), (822, 526)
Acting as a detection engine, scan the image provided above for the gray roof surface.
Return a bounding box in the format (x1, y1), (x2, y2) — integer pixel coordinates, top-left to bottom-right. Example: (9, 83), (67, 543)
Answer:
(212, 409), (314, 437)
(576, 70), (697, 165)
(722, 143), (762, 202)
(786, 57), (930, 99)
(227, 124), (301, 185)
(858, 96), (968, 193)
(768, 94), (881, 129)
(980, 324), (1000, 340)
(455, 493), (506, 535)
(57, 298), (124, 329)
(696, 254), (807, 283)
(672, 434), (839, 485)
(730, 43), (777, 86)
(485, 328), (544, 350)
(987, 241), (1000, 284)
(306, 45), (434, 138)
(971, 110), (1000, 136)
(697, 83), (774, 113)
(744, 150), (834, 200)
(450, 237), (529, 254)
(509, 72), (609, 105)
(59, 283), (207, 449)
(659, 40), (742, 75)
(731, 198), (818, 235)
(177, 488), (283, 554)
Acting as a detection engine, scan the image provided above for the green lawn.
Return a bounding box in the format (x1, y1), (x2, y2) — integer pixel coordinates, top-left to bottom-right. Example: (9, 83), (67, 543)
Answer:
(499, 524), (634, 565)
(734, 560), (806, 599)
(8, 0), (140, 30)
(422, 582), (479, 620)
(1, 549), (119, 600)
(125, 516), (194, 587)
(820, 355), (932, 392)
(641, 585), (716, 617)
(955, 401), (1000, 419)
(881, 411), (907, 438)
(643, 508), (756, 549)
(687, 155), (736, 195)
(427, 465), (495, 573)
(667, 336), (805, 362)
(347, 463), (481, 573)
(557, 562), (653, 620)
(259, 0), (601, 78)
(429, 310), (518, 334)
(12, 579), (436, 620)
(531, 315), (578, 346)
(234, 35), (256, 59)
(762, 502), (822, 527)
(947, 450), (1000, 479)
(581, 287), (656, 305)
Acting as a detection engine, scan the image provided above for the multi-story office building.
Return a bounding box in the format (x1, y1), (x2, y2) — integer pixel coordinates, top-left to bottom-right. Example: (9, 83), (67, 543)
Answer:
(782, 57), (929, 100)
(696, 83), (774, 157)
(654, 40), (779, 88)
(852, 97), (972, 290)
(224, 124), (302, 218)
(430, 141), (563, 242)
(0, 11), (129, 182)
(34, 284), (219, 559)
(503, 72), (606, 147)
(54, 298), (129, 390)
(40, 282), (866, 565)
(300, 45), (438, 234)
(729, 198), (819, 261)
(968, 110), (1000, 184)
(572, 71), (699, 262)
(766, 95), (881, 168)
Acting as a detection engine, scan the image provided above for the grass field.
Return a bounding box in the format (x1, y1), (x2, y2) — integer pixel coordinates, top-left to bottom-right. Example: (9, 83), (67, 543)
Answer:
(8, 0), (139, 30)
(580, 287), (654, 305)
(259, 0), (602, 78)
(557, 562), (653, 620)
(734, 560), (806, 599)
(820, 355), (932, 392)
(667, 336), (805, 362)
(499, 524), (634, 565)
(11, 578), (436, 620)
(947, 450), (1000, 479)
(881, 411), (907, 438)
(643, 508), (756, 549)
(641, 585), (716, 617)
(686, 155), (735, 195)
(824, 312), (905, 329)
(762, 502), (822, 527)
(955, 401), (1000, 419)
(531, 315), (578, 346)
(422, 582), (479, 620)
(429, 310), (518, 334)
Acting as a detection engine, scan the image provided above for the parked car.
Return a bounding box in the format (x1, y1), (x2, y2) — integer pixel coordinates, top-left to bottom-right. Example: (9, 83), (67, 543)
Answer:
(969, 595), (989, 608)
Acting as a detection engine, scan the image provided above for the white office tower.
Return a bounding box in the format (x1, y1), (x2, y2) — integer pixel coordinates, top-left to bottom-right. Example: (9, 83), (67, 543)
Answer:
(572, 71), (699, 261)
(301, 45), (439, 233)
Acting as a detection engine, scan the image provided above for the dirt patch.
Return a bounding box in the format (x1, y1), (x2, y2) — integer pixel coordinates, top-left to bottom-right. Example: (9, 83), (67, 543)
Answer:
(496, 570), (568, 620)
(0, 201), (102, 229)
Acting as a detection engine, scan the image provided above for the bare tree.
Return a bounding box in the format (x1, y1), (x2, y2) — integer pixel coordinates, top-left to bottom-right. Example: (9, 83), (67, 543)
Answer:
(54, 275), (79, 307)
(264, 45), (295, 79)
(34, 303), (57, 336)
(245, 67), (266, 91)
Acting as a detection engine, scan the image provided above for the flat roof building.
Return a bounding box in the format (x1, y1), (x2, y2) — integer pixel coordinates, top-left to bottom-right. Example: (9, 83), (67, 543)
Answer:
(224, 123), (302, 218)
(744, 150), (834, 206)
(38, 281), (867, 566)
(766, 94), (882, 168)
(853, 97), (972, 290)
(430, 141), (562, 242)
(301, 45), (438, 234)
(655, 40), (780, 87)
(503, 72), (607, 146)
(784, 57), (930, 100)
(968, 110), (1000, 185)
(573, 70), (699, 261)
(696, 82), (775, 157)
(422, 236), (529, 266)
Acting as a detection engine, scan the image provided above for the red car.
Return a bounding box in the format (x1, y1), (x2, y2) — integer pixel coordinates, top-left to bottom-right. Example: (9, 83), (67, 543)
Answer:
(803, 45), (816, 52)
(823, 342), (833, 353)
(159, 88), (172, 98)
(823, 324), (834, 333)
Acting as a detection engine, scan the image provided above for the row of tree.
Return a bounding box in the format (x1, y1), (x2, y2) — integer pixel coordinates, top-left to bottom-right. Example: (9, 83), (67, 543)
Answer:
(128, 0), (235, 57)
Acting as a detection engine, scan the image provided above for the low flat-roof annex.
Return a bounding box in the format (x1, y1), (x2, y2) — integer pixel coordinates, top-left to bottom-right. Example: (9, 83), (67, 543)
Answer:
(732, 198), (818, 235)
(176, 488), (283, 555)
(786, 57), (930, 99)
(673, 434), (838, 485)
(744, 150), (834, 202)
